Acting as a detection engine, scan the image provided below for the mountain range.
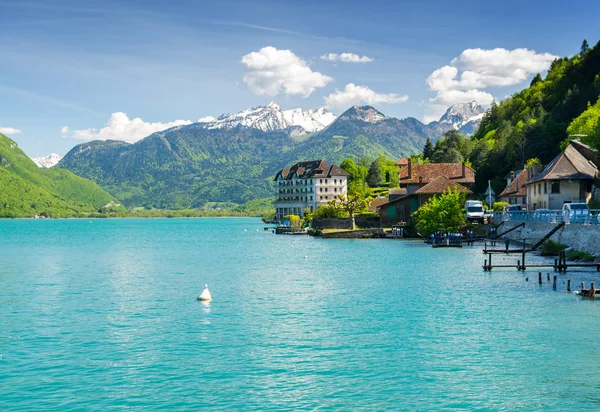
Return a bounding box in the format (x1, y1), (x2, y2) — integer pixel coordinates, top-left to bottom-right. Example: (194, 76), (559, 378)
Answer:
(55, 101), (485, 208)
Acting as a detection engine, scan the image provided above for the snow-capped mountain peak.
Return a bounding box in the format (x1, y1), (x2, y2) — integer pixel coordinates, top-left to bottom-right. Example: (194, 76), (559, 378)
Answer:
(438, 101), (485, 129)
(32, 153), (62, 168)
(203, 102), (336, 134)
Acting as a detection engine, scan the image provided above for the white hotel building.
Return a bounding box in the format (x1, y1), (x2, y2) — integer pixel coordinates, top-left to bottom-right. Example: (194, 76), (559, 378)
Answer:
(274, 160), (349, 220)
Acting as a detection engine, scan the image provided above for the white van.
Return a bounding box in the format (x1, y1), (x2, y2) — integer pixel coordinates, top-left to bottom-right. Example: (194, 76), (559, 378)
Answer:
(465, 200), (485, 223)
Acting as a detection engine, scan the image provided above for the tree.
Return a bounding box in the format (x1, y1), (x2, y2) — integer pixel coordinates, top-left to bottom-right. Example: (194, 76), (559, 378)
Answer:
(423, 137), (434, 160)
(581, 39), (590, 55)
(431, 130), (471, 163)
(337, 194), (369, 230)
(340, 158), (368, 192)
(284, 214), (303, 230)
(414, 188), (466, 236)
(366, 159), (384, 187)
(530, 73), (543, 87)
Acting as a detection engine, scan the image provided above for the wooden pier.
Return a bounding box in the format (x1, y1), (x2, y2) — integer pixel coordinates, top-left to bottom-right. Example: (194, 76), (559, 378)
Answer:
(483, 249), (600, 272)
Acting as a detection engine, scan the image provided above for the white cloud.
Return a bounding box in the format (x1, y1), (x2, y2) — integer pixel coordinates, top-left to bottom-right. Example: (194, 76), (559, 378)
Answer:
(324, 83), (408, 112)
(0, 127), (21, 136)
(241, 46), (333, 97)
(198, 116), (216, 123)
(320, 53), (374, 63)
(65, 112), (192, 143)
(425, 47), (558, 122)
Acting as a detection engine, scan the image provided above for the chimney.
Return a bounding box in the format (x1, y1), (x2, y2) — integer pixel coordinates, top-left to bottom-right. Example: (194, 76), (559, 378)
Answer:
(461, 162), (466, 179)
(407, 158), (412, 180)
(419, 176), (423, 188)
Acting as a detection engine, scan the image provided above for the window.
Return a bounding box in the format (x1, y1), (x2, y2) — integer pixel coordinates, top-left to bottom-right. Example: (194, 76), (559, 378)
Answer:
(551, 181), (560, 194)
(320, 179), (323, 184)
(538, 183), (541, 195)
(544, 182), (547, 194)
(334, 188), (337, 192)
(325, 188), (328, 192)
(334, 179), (337, 184)
(325, 179), (328, 184)
(320, 188), (323, 192)
(534, 185), (536, 195)
(320, 196), (323, 200)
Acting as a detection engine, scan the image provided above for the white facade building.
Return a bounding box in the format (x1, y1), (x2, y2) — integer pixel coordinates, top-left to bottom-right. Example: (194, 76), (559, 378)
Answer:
(274, 160), (349, 220)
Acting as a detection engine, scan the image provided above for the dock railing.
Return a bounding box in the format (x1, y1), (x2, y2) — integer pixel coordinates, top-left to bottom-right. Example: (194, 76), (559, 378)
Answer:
(493, 210), (600, 225)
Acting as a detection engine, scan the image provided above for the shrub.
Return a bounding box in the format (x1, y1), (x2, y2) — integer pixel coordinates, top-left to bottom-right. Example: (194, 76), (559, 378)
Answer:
(492, 201), (509, 212)
(566, 250), (596, 262)
(540, 240), (568, 256)
(414, 188), (466, 236)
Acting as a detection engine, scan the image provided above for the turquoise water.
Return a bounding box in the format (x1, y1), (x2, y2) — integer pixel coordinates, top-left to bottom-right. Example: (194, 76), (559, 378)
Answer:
(2, 218), (600, 410)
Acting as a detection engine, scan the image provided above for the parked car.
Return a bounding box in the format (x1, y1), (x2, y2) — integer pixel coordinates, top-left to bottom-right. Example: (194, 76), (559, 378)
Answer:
(562, 202), (590, 223)
(465, 200), (485, 223)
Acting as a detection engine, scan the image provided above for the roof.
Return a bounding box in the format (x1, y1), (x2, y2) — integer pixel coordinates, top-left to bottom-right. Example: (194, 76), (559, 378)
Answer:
(274, 160), (349, 181)
(396, 157), (409, 166)
(369, 197), (389, 212)
(388, 188), (408, 195)
(413, 175), (472, 195)
(499, 169), (528, 198)
(399, 162), (475, 185)
(528, 142), (599, 184)
(379, 177), (470, 210)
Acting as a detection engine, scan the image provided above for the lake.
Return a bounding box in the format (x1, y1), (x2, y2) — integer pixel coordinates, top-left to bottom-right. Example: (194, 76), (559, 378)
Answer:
(1, 218), (600, 410)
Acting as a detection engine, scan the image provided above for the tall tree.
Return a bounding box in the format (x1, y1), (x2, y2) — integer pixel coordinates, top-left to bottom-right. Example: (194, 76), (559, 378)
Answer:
(581, 39), (590, 55)
(337, 194), (369, 230)
(423, 137), (434, 160)
(366, 160), (384, 187)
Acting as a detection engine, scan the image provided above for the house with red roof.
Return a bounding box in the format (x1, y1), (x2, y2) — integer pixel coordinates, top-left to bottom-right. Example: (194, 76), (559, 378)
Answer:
(378, 159), (475, 226)
(499, 169), (528, 206)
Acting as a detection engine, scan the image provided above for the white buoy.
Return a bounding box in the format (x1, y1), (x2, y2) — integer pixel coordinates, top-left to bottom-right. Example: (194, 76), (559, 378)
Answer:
(198, 284), (212, 302)
(304, 255), (308, 259)
(244, 229), (247, 232)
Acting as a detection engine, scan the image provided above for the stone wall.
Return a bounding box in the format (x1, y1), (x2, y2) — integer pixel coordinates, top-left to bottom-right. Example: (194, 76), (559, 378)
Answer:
(499, 221), (600, 256)
(312, 217), (380, 230)
(321, 228), (386, 239)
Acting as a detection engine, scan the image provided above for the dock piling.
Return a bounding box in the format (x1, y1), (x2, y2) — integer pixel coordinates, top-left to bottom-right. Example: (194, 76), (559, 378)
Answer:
(567, 279), (571, 292)
(553, 275), (557, 290)
(538, 272), (542, 285)
(547, 273), (550, 281)
(591, 282), (596, 299)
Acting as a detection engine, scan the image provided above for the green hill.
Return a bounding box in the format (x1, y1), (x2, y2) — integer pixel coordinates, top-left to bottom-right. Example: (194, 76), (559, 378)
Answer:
(0, 133), (121, 217)
(470, 39), (600, 193)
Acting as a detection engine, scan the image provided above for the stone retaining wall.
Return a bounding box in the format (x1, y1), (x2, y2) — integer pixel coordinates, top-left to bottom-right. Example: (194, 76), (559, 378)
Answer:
(321, 228), (386, 239)
(499, 221), (600, 256)
(312, 217), (380, 230)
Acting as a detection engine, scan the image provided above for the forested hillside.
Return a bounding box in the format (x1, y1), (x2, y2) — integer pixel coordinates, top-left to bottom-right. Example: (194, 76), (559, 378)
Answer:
(468, 40), (600, 192)
(0, 133), (120, 217)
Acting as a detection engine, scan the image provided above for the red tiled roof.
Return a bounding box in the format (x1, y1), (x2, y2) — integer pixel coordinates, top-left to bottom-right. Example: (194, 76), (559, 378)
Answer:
(399, 162), (475, 185)
(499, 169), (528, 197)
(396, 157), (409, 166)
(413, 175), (472, 195)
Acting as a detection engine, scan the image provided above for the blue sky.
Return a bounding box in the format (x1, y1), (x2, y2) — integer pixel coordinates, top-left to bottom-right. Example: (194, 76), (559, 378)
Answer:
(0, 0), (598, 157)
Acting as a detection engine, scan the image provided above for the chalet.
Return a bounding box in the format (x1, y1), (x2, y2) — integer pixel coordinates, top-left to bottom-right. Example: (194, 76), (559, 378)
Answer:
(499, 169), (528, 206)
(526, 141), (598, 210)
(399, 159), (475, 194)
(379, 175), (471, 226)
(274, 160), (349, 220)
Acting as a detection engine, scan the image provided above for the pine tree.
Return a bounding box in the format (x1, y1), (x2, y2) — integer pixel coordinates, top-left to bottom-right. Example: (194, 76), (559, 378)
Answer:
(366, 160), (383, 188)
(581, 39), (589, 55)
(423, 138), (434, 160)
